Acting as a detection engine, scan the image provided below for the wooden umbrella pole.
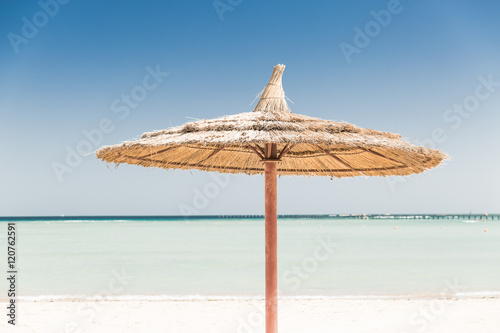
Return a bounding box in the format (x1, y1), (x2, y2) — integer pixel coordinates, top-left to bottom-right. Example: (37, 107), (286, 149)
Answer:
(264, 143), (278, 333)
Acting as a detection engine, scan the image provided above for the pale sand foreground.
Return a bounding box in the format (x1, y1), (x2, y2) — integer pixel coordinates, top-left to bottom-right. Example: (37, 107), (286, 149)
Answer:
(1, 298), (500, 333)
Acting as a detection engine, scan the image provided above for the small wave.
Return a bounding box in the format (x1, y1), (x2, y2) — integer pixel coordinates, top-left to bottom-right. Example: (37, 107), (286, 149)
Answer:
(14, 292), (500, 302)
(17, 295), (264, 302)
(455, 291), (500, 297)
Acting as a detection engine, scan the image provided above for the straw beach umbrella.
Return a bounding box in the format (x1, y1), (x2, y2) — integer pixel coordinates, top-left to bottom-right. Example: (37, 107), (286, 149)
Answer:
(96, 65), (447, 333)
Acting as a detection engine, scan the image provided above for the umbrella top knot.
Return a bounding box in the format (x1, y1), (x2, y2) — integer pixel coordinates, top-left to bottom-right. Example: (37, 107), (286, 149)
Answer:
(253, 64), (291, 115)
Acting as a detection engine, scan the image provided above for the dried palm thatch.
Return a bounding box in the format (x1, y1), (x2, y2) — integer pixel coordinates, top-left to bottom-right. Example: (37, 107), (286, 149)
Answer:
(96, 65), (447, 177)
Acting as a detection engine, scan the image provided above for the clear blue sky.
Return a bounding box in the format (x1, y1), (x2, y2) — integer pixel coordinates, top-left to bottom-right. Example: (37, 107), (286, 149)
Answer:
(1, 0), (499, 216)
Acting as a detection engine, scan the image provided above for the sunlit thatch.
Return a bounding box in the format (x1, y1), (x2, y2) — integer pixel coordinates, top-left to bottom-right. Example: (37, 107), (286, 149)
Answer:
(97, 65), (447, 177)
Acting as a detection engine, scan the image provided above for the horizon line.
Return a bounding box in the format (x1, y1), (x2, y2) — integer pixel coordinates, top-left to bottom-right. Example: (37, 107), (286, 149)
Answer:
(0, 213), (497, 221)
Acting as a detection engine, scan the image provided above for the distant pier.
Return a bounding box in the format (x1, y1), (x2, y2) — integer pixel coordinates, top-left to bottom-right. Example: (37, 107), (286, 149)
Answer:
(218, 214), (500, 220)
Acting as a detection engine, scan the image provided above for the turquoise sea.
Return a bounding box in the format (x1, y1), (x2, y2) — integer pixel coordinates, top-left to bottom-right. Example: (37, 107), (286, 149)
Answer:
(1, 216), (500, 300)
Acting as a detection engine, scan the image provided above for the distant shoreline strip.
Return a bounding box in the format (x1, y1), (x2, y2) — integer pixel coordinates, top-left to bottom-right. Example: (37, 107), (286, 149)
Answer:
(0, 214), (499, 222)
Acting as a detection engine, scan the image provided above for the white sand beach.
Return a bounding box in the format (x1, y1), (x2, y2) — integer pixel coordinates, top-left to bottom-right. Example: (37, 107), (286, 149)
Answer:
(2, 297), (500, 333)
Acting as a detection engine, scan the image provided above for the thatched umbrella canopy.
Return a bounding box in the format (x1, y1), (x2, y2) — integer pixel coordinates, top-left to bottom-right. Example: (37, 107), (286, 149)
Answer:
(96, 64), (447, 333)
(97, 65), (445, 177)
